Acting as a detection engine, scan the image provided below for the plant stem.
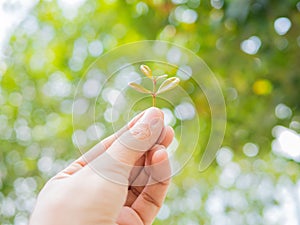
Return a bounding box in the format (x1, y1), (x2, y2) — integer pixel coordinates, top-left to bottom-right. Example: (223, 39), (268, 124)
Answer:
(152, 78), (156, 107)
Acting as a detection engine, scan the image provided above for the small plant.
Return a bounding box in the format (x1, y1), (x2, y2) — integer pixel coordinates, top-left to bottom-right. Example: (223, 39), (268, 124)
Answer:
(129, 65), (180, 107)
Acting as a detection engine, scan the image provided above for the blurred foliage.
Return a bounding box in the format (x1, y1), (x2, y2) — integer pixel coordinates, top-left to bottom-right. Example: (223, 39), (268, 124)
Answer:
(1, 0), (300, 224)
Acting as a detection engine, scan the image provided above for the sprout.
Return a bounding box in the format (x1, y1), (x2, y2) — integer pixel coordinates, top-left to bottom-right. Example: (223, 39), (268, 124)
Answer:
(129, 64), (180, 107)
(140, 65), (152, 79)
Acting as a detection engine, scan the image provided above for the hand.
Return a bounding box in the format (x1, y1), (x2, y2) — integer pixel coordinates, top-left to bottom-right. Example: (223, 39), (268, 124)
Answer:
(29, 107), (174, 225)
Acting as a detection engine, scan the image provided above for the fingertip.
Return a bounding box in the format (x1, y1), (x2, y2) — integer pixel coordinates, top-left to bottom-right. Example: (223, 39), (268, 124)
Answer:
(148, 107), (164, 120)
(166, 126), (174, 140)
(152, 148), (168, 164)
(145, 145), (164, 166)
(150, 148), (171, 184)
(168, 125), (174, 133)
(159, 126), (174, 147)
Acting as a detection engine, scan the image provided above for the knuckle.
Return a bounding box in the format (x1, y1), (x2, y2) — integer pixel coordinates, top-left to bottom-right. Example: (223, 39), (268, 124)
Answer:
(141, 191), (161, 208)
(130, 186), (142, 198)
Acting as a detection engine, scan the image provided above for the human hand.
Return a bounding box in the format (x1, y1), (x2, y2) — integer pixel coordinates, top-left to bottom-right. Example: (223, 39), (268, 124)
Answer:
(29, 107), (174, 225)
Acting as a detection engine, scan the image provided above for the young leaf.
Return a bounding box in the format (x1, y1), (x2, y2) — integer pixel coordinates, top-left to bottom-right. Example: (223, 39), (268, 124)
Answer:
(156, 74), (168, 81)
(128, 82), (152, 94)
(156, 77), (180, 95)
(140, 65), (152, 78)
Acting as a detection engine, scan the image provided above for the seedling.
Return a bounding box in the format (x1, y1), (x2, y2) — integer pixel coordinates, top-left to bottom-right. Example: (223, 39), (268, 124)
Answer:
(129, 65), (180, 107)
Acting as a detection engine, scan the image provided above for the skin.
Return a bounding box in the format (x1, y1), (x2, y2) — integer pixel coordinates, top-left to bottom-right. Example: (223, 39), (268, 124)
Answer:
(29, 107), (174, 225)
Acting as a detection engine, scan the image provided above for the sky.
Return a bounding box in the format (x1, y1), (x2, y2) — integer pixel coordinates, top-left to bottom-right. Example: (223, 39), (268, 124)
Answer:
(0, 0), (38, 58)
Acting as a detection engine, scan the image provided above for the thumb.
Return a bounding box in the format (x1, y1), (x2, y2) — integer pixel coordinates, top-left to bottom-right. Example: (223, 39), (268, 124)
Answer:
(89, 107), (164, 185)
(108, 107), (164, 165)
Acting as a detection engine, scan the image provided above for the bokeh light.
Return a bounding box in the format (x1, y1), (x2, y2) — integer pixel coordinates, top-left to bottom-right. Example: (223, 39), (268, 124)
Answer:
(0, 0), (300, 224)
(240, 36), (261, 55)
(274, 17), (292, 36)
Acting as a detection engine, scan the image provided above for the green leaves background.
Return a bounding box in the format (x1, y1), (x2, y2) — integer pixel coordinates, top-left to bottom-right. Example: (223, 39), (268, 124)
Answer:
(0, 0), (300, 224)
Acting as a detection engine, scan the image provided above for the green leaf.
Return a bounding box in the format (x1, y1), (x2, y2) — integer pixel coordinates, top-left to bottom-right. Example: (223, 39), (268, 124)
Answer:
(156, 77), (180, 95)
(128, 82), (152, 94)
(140, 64), (152, 78)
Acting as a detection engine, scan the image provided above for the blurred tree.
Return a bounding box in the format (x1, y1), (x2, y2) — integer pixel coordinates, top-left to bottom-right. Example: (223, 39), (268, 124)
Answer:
(1, 0), (300, 224)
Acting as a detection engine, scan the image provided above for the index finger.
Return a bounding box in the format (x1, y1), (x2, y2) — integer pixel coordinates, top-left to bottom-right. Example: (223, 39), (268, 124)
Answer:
(131, 149), (171, 224)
